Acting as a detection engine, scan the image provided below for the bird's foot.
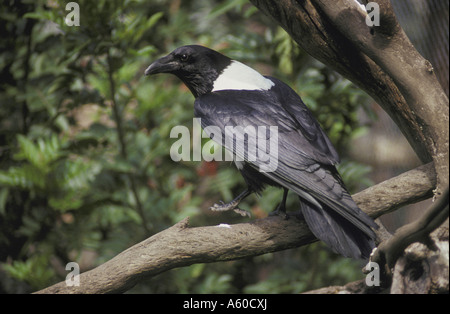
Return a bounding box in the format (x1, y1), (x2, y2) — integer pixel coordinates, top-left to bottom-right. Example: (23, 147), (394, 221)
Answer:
(269, 209), (289, 220)
(233, 208), (252, 217)
(268, 188), (289, 220)
(209, 200), (238, 212)
(269, 204), (289, 220)
(209, 201), (251, 218)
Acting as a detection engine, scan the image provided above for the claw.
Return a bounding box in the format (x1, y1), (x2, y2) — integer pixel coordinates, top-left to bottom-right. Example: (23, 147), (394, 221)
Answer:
(209, 189), (253, 217)
(209, 200), (237, 212)
(233, 208), (251, 218)
(269, 209), (289, 220)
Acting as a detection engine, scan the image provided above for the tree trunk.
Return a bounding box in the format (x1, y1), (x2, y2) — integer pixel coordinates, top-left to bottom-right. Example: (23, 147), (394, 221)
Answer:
(249, 0), (449, 293)
(250, 0), (448, 189)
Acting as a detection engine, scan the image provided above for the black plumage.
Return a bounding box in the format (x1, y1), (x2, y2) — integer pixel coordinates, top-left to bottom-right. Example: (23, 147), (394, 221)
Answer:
(145, 45), (378, 259)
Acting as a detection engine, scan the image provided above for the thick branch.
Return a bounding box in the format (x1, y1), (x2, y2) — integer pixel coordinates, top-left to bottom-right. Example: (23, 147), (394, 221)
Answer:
(248, 0), (448, 294)
(353, 162), (436, 218)
(250, 0), (449, 193)
(315, 0), (449, 191)
(35, 163), (436, 294)
(36, 216), (315, 294)
(372, 185), (449, 270)
(302, 279), (388, 294)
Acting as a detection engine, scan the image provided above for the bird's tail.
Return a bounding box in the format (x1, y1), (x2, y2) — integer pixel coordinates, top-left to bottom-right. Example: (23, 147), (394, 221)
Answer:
(299, 200), (376, 259)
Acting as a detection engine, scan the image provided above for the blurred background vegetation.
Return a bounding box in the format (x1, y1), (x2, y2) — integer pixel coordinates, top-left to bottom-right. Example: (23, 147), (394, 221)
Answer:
(0, 0), (418, 293)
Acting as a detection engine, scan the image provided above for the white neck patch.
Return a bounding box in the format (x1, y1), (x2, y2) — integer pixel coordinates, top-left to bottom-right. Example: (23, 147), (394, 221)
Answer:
(212, 60), (275, 92)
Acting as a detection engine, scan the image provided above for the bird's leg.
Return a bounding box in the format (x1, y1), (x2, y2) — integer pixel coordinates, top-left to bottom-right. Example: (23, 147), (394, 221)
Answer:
(210, 188), (252, 217)
(269, 188), (289, 220)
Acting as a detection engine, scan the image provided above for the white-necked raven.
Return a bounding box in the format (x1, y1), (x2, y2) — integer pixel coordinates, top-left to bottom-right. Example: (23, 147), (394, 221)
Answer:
(145, 45), (378, 259)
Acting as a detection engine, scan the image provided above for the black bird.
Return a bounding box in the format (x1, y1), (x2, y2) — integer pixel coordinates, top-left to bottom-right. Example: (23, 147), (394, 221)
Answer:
(145, 45), (378, 259)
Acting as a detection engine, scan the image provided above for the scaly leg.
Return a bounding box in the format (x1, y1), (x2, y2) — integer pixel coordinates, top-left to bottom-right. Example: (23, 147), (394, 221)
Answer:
(269, 188), (289, 220)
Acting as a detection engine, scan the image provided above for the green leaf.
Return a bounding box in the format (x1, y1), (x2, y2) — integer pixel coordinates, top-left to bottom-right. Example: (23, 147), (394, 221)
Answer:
(208, 0), (247, 19)
(2, 255), (55, 289)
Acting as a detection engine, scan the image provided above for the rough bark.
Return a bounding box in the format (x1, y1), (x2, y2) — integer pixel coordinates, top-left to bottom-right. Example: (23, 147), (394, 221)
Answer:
(353, 162), (436, 219)
(248, 0), (449, 294)
(249, 0), (449, 193)
(302, 279), (389, 294)
(35, 163), (436, 294)
(390, 225), (449, 294)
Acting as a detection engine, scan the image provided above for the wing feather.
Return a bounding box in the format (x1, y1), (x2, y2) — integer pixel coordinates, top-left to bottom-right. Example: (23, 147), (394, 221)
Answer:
(194, 87), (377, 239)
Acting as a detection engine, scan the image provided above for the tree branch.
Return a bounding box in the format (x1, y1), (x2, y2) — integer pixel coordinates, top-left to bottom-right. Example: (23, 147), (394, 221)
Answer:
(35, 163), (436, 294)
(315, 0), (449, 190)
(245, 0), (448, 294)
(106, 49), (149, 234)
(250, 0), (448, 194)
(372, 185), (449, 271)
(353, 162), (436, 219)
(302, 279), (388, 294)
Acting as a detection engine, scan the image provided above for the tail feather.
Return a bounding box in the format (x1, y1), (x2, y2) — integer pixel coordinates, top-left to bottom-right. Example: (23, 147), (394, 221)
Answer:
(300, 200), (376, 259)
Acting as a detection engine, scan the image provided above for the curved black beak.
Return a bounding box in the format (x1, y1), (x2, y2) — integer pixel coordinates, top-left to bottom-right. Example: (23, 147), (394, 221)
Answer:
(145, 54), (179, 76)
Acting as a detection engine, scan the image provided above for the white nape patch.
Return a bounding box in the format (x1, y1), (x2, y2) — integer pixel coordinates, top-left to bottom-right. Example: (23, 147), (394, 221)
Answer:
(216, 223), (231, 228)
(212, 60), (275, 92)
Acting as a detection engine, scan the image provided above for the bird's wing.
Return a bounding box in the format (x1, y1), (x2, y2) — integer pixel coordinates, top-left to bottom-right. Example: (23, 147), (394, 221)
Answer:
(266, 76), (340, 166)
(194, 88), (377, 237)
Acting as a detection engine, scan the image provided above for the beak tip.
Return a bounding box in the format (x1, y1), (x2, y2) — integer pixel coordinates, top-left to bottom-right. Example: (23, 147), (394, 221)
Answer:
(144, 55), (176, 77)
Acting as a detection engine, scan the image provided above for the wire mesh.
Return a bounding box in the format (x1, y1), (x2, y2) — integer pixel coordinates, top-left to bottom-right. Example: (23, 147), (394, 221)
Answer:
(391, 0), (449, 96)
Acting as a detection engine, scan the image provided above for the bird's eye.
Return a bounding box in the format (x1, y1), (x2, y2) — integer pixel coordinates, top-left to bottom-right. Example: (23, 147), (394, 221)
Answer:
(180, 54), (189, 62)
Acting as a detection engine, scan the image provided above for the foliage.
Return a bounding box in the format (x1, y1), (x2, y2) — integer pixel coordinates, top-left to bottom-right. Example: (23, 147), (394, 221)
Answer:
(0, 0), (374, 293)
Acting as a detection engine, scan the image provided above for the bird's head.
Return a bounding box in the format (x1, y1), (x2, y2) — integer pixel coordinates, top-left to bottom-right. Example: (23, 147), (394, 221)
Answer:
(145, 45), (231, 98)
